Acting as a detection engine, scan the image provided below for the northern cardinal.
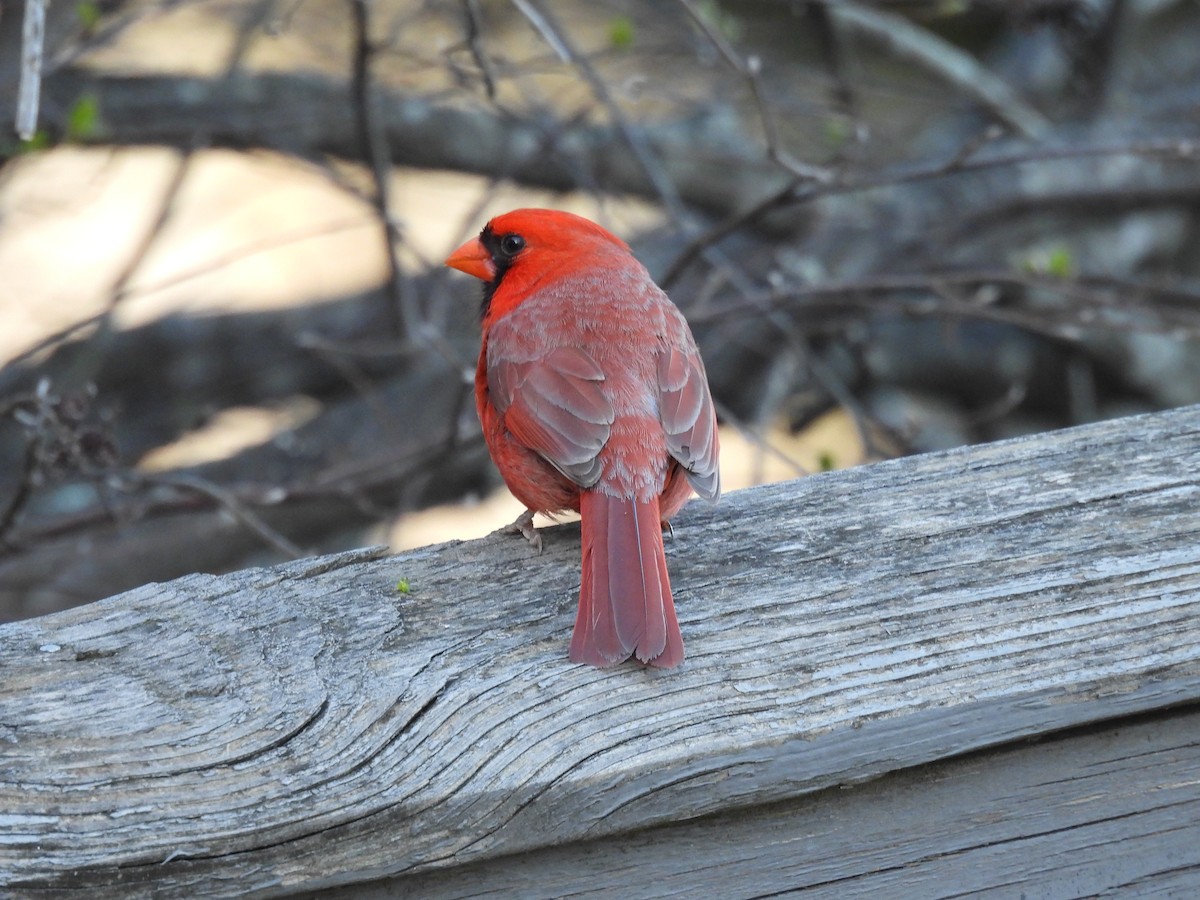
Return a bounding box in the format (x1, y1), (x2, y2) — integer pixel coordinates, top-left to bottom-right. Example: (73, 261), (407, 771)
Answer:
(445, 208), (720, 668)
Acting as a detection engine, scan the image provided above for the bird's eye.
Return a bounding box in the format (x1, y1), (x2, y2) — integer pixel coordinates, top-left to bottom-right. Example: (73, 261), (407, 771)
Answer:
(498, 233), (525, 258)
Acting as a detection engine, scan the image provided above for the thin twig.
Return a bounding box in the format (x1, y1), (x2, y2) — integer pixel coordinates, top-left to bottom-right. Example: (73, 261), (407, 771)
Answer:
(224, 0), (278, 73)
(660, 173), (807, 288)
(509, 0), (689, 222)
(965, 381), (1028, 428)
(664, 29), (1193, 289)
(47, 0), (196, 72)
(5, 423), (476, 552)
(47, 156), (377, 399)
(710, 398), (812, 481)
(108, 153), (194, 310)
(807, 0), (864, 155)
(3, 314), (108, 371)
(1062, 0), (1128, 115)
(295, 333), (399, 431)
(856, 135), (1198, 195)
(507, 0), (781, 336)
(133, 472), (306, 559)
(16, 0), (47, 139)
(509, 0), (571, 61)
(350, 0), (412, 339)
(0, 437), (39, 543)
(661, 134), (1200, 288)
(462, 0), (499, 99)
(675, 0), (833, 184)
(692, 267), (1200, 343)
(798, 335), (892, 462)
(264, 0), (307, 36)
(827, 0), (1051, 139)
(47, 152), (194, 387)
(119, 215), (374, 301)
(737, 284), (895, 462)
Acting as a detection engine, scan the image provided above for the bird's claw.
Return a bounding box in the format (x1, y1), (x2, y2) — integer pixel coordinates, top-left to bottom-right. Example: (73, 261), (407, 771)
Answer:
(497, 509), (543, 554)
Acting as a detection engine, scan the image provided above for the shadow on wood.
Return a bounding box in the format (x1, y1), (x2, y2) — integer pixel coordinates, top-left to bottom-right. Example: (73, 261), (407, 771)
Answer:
(2, 405), (1200, 897)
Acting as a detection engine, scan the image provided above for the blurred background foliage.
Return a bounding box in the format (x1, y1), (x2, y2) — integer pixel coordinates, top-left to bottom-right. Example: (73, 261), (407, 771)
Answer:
(1, 0), (1198, 620)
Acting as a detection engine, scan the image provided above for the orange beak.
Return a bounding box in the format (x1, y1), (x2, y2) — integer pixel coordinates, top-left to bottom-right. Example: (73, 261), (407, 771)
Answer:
(445, 237), (496, 281)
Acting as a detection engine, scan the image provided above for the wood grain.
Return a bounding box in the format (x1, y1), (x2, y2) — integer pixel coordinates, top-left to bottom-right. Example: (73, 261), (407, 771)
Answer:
(322, 710), (1200, 899)
(3, 405), (1200, 897)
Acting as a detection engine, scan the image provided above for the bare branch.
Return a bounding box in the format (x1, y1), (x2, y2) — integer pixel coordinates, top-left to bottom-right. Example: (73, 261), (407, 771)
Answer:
(350, 0), (411, 339)
(696, 268), (1200, 341)
(16, 0), (46, 139)
(509, 0), (692, 225)
(130, 471), (306, 560)
(107, 152), (194, 310)
(0, 438), (38, 543)
(711, 397), (812, 481)
(827, 0), (1052, 139)
(675, 0), (834, 184)
(461, 0), (499, 99)
(662, 133), (1200, 287)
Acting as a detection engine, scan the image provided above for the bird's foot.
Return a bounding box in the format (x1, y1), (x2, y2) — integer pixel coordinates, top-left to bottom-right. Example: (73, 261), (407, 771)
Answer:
(496, 509), (542, 554)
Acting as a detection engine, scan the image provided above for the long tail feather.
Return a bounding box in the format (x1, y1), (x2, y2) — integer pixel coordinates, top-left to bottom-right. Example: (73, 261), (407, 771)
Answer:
(570, 491), (684, 668)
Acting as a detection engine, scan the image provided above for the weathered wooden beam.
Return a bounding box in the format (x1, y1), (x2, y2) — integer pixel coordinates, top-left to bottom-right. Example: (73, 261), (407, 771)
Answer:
(3, 405), (1200, 897)
(332, 709), (1200, 899)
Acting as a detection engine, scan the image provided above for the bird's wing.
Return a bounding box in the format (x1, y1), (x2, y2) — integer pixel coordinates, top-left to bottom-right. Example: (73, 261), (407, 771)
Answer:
(489, 346), (614, 488)
(658, 344), (721, 500)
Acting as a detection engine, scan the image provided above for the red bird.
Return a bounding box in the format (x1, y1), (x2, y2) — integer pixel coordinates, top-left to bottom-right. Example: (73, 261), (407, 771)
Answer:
(445, 209), (720, 668)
